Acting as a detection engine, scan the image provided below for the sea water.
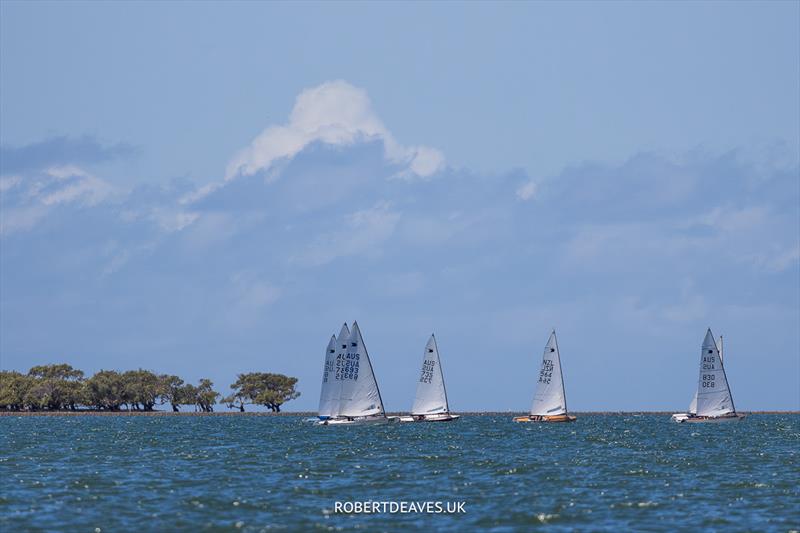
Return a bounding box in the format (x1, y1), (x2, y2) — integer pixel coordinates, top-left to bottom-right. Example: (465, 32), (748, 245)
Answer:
(1, 414), (797, 531)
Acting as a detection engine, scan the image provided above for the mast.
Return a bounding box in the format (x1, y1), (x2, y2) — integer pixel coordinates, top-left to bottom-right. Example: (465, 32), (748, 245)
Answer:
(553, 329), (568, 414)
(717, 333), (737, 414)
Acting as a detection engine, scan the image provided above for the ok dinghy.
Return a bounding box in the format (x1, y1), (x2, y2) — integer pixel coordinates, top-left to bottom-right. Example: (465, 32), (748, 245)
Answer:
(399, 334), (459, 423)
(318, 322), (395, 426)
(514, 330), (576, 423)
(671, 329), (745, 423)
(317, 323), (349, 422)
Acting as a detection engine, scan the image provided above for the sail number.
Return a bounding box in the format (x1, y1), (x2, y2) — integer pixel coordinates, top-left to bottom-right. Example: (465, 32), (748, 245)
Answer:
(701, 373), (716, 388)
(322, 360), (335, 382)
(538, 359), (554, 384)
(419, 359), (436, 384)
(702, 355), (717, 370)
(336, 351), (360, 381)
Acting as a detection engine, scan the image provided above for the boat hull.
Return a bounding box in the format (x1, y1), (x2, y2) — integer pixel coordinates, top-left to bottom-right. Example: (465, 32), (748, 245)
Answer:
(398, 413), (461, 423)
(513, 414), (576, 423)
(671, 412), (746, 423)
(317, 415), (396, 426)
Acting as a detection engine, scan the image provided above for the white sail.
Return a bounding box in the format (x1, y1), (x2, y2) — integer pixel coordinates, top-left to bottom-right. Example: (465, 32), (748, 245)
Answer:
(318, 334), (337, 417)
(411, 335), (449, 415)
(319, 323), (349, 418)
(336, 321), (385, 417)
(530, 330), (568, 416)
(688, 390), (698, 415)
(694, 329), (735, 417)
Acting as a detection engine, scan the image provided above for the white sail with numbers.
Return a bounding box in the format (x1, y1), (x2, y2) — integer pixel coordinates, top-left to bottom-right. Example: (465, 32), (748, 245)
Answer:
(318, 323), (349, 418)
(336, 321), (385, 417)
(530, 330), (568, 416)
(411, 335), (450, 416)
(694, 328), (736, 417)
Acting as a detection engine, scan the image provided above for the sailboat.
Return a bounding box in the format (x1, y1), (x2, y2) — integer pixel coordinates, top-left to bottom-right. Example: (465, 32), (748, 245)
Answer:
(399, 334), (460, 422)
(671, 329), (745, 423)
(318, 321), (395, 425)
(514, 330), (576, 423)
(317, 323), (349, 421)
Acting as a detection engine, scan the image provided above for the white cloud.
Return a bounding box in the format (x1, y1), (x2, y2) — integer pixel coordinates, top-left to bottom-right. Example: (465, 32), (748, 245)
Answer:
(0, 205), (48, 236)
(516, 180), (538, 201)
(224, 80), (445, 183)
(294, 201), (401, 266)
(39, 166), (113, 206)
(0, 166), (115, 236)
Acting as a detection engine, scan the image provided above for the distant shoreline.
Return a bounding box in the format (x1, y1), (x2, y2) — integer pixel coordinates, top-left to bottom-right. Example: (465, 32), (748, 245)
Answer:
(1, 410), (798, 417)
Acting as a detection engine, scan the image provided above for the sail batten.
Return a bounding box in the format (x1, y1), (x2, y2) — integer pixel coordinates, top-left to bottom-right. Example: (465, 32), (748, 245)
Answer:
(530, 330), (568, 416)
(411, 334), (450, 415)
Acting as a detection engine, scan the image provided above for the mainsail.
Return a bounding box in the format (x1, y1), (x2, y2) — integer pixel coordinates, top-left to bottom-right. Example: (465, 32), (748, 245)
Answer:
(694, 329), (736, 417)
(530, 330), (568, 416)
(319, 323), (349, 418)
(411, 334), (449, 415)
(318, 334), (337, 417)
(336, 321), (385, 417)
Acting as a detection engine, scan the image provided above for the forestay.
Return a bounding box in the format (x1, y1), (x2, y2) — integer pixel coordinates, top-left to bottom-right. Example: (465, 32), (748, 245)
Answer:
(694, 329), (735, 417)
(336, 321), (385, 417)
(411, 335), (449, 415)
(318, 323), (349, 418)
(530, 330), (568, 416)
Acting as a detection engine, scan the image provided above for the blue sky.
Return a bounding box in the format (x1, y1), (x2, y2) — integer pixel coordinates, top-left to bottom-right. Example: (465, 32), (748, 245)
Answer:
(1, 1), (798, 411)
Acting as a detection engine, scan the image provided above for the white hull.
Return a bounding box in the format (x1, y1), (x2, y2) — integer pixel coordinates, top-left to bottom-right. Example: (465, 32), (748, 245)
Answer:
(671, 412), (746, 423)
(398, 413), (460, 423)
(317, 415), (396, 426)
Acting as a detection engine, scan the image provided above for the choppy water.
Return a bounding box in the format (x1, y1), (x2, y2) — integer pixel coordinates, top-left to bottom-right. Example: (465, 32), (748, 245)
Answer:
(1, 414), (798, 532)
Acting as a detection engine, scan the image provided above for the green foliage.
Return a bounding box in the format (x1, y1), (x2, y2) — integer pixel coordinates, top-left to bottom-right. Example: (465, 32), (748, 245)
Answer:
(195, 379), (219, 413)
(0, 371), (33, 410)
(159, 375), (185, 412)
(84, 370), (127, 410)
(21, 364), (85, 410)
(1, 364), (286, 413)
(227, 372), (300, 412)
(122, 369), (161, 411)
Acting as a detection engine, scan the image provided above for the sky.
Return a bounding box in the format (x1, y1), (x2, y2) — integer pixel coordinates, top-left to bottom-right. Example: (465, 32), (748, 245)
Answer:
(1, 1), (798, 412)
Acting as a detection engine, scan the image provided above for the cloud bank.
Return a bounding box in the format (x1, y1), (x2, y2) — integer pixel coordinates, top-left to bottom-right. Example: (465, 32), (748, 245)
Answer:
(1, 81), (798, 412)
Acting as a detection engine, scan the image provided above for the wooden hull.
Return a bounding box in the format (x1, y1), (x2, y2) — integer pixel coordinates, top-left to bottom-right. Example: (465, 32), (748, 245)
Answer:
(398, 413), (460, 423)
(513, 414), (576, 423)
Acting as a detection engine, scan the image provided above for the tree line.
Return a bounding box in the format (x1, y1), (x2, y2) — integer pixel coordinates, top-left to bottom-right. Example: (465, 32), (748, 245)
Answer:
(0, 364), (300, 413)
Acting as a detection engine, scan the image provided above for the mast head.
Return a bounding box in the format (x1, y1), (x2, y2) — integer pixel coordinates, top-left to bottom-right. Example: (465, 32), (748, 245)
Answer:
(702, 329), (718, 350)
(336, 322), (350, 340)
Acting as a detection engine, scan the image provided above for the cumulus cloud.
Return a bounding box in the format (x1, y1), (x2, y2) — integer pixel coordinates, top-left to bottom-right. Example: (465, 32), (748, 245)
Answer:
(224, 80), (445, 183)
